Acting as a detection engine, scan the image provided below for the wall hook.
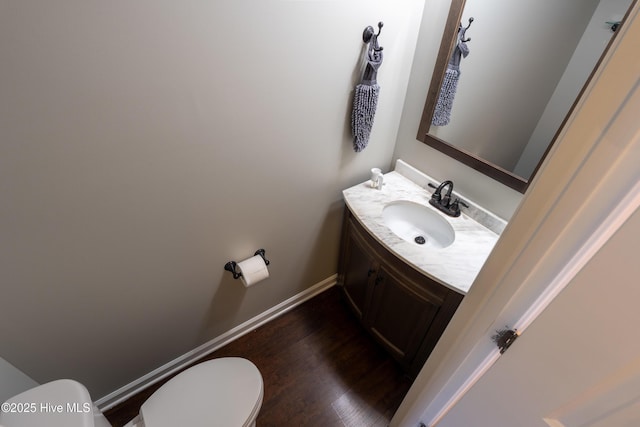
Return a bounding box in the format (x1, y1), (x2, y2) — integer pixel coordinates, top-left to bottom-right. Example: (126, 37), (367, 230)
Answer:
(362, 21), (384, 50)
(460, 17), (474, 42)
(376, 21), (383, 37)
(606, 20), (621, 32)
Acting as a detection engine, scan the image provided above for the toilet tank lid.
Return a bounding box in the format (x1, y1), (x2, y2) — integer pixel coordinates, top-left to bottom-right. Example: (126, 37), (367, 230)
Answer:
(141, 357), (263, 427)
(0, 379), (95, 427)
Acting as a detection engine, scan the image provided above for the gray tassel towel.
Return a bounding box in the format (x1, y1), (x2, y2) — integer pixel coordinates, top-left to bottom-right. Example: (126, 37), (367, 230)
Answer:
(352, 22), (384, 152)
(432, 18), (472, 127)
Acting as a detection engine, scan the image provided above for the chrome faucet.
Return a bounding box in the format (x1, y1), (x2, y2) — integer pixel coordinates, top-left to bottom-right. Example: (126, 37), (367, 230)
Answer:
(428, 180), (468, 217)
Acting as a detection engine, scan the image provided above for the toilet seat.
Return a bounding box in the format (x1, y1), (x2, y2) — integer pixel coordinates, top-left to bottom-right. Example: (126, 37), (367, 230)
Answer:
(139, 357), (263, 427)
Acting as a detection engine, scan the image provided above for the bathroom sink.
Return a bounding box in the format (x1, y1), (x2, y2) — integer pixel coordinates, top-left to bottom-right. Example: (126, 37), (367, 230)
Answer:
(382, 201), (455, 249)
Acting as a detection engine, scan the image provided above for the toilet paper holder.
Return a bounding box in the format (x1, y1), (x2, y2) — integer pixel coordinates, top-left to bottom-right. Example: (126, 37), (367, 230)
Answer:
(224, 249), (270, 280)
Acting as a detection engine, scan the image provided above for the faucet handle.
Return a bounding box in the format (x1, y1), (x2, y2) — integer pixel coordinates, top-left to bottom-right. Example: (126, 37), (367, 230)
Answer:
(427, 183), (441, 202)
(450, 198), (469, 216)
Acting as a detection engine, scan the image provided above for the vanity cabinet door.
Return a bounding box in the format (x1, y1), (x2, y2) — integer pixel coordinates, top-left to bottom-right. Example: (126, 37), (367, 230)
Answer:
(338, 207), (464, 375)
(340, 216), (377, 320)
(366, 263), (442, 366)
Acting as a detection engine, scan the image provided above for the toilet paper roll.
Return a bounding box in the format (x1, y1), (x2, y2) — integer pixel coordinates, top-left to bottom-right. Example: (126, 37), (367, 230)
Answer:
(237, 255), (270, 287)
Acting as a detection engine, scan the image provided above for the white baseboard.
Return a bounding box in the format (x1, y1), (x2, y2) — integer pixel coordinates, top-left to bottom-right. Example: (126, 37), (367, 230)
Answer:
(96, 275), (338, 411)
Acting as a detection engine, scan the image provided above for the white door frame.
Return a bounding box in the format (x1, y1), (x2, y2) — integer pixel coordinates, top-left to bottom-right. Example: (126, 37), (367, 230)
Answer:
(392, 2), (640, 426)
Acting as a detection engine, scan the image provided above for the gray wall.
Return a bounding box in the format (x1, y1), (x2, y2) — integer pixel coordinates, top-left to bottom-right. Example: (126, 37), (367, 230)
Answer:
(0, 0), (423, 399)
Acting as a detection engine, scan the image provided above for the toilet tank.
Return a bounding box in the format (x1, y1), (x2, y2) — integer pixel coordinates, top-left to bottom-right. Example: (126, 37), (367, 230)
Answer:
(0, 379), (100, 427)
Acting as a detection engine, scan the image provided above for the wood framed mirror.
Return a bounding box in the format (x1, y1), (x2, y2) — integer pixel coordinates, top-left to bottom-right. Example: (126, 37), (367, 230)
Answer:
(417, 0), (635, 193)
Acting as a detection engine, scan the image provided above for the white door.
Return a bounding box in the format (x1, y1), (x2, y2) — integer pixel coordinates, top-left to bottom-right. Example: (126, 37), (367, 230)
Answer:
(435, 207), (640, 427)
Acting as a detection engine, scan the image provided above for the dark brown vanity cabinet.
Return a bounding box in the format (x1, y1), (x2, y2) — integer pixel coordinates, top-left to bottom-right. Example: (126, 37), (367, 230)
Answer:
(338, 208), (464, 376)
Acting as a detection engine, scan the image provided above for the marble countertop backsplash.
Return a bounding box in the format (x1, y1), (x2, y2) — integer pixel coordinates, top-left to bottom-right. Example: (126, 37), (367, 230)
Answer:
(342, 160), (507, 294)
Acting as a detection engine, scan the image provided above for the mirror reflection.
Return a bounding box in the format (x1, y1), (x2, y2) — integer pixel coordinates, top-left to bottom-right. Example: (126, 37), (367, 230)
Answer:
(419, 0), (632, 192)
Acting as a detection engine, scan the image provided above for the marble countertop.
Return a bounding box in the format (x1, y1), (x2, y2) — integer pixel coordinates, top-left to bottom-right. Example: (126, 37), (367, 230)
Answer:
(343, 165), (504, 294)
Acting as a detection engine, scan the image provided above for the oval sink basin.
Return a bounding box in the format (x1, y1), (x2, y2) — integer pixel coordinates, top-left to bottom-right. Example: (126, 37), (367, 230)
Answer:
(382, 201), (455, 249)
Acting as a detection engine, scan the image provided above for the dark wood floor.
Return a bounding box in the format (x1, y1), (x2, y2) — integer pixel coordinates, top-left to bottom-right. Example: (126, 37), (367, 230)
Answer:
(104, 286), (413, 426)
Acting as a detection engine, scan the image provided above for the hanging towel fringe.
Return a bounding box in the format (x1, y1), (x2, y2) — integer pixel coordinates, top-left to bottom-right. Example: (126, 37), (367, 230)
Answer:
(431, 67), (460, 127)
(432, 19), (471, 127)
(352, 83), (380, 152)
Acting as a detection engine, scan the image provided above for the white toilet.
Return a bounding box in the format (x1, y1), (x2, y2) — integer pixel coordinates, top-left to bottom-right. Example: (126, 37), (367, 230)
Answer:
(0, 357), (264, 427)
